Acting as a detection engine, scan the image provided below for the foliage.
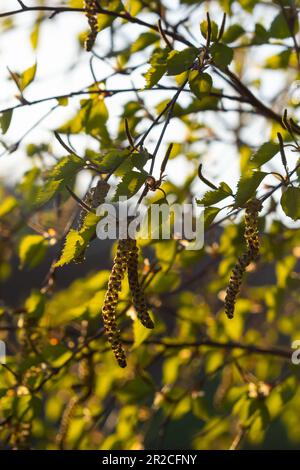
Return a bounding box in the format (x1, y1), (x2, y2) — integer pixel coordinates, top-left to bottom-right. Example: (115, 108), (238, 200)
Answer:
(0, 0), (300, 451)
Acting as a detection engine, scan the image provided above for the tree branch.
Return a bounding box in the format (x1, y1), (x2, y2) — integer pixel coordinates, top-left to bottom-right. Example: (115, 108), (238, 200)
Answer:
(0, 4), (194, 47)
(123, 338), (292, 359)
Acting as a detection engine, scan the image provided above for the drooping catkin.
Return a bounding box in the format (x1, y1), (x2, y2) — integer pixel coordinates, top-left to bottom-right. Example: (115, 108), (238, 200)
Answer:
(77, 180), (110, 231)
(127, 239), (154, 329)
(75, 180), (110, 263)
(101, 239), (131, 368)
(11, 422), (32, 450)
(225, 198), (262, 319)
(102, 238), (155, 366)
(84, 0), (99, 51)
(56, 396), (79, 450)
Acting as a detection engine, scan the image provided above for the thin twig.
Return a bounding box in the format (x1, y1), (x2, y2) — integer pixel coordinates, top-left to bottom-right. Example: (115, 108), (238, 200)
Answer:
(122, 338), (292, 359)
(0, 4), (194, 47)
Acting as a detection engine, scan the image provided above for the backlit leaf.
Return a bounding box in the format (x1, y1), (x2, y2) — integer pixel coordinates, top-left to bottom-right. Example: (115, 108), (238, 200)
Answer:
(280, 187), (300, 221)
(234, 171), (267, 207)
(167, 47), (198, 75)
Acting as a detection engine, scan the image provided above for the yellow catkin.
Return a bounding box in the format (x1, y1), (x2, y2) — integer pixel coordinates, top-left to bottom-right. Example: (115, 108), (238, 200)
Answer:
(127, 239), (154, 329)
(78, 352), (94, 401)
(11, 422), (32, 450)
(102, 238), (155, 366)
(18, 314), (43, 356)
(84, 0), (99, 51)
(56, 396), (79, 450)
(56, 352), (94, 449)
(225, 198), (262, 319)
(101, 239), (131, 368)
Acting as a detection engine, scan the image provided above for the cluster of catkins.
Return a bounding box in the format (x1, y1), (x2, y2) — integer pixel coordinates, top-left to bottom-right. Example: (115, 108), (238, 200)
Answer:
(225, 198), (262, 319)
(102, 238), (154, 368)
(84, 0), (99, 51)
(56, 396), (79, 450)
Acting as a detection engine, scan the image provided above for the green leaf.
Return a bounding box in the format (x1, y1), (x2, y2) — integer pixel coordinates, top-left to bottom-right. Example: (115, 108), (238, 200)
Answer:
(280, 187), (300, 221)
(84, 98), (108, 129)
(117, 376), (155, 404)
(200, 20), (219, 42)
(55, 230), (84, 267)
(41, 344), (72, 368)
(86, 99), (110, 145)
(191, 395), (209, 421)
(97, 0), (123, 32)
(143, 48), (169, 88)
(253, 23), (269, 44)
(0, 110), (13, 134)
(197, 183), (232, 206)
(278, 376), (297, 405)
(222, 24), (245, 43)
(18, 63), (37, 92)
(78, 211), (100, 238)
(189, 71), (212, 99)
(167, 47), (198, 76)
(95, 149), (132, 174)
(0, 195), (17, 217)
(15, 395), (42, 421)
(219, 181), (233, 194)
(122, 101), (141, 118)
(25, 290), (45, 319)
(210, 43), (233, 68)
(26, 143), (49, 157)
(163, 355), (180, 384)
(185, 93), (219, 112)
(36, 155), (84, 206)
(57, 97), (69, 107)
(19, 235), (48, 269)
(234, 171), (267, 207)
(51, 155), (84, 180)
(131, 148), (151, 170)
(248, 401), (270, 442)
(36, 179), (63, 207)
(276, 255), (296, 288)
(265, 50), (291, 70)
(131, 32), (159, 52)
(57, 105), (86, 134)
(144, 64), (166, 88)
(250, 142), (279, 167)
(58, 98), (110, 142)
(17, 167), (40, 205)
(113, 171), (148, 200)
